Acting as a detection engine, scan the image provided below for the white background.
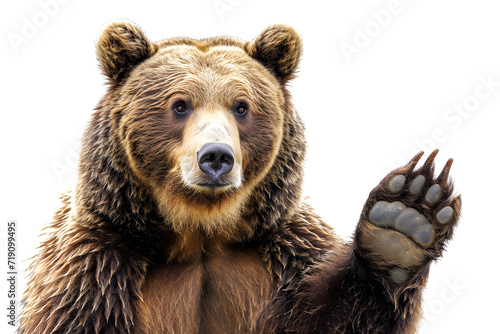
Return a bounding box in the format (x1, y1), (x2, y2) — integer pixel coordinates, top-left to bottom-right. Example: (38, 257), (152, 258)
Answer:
(1, 0), (499, 332)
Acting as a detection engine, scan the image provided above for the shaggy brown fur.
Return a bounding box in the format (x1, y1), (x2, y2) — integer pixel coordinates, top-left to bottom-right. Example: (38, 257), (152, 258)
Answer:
(20, 22), (461, 333)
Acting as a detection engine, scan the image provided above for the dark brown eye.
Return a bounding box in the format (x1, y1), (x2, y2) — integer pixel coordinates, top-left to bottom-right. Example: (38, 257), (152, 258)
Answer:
(235, 103), (248, 116)
(174, 101), (187, 114)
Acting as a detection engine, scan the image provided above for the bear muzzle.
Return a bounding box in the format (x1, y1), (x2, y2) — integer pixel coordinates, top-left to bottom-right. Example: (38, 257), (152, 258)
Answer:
(179, 110), (243, 193)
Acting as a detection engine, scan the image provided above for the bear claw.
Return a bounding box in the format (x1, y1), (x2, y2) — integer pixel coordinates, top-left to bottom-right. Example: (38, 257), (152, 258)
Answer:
(437, 158), (454, 183)
(421, 149), (439, 172)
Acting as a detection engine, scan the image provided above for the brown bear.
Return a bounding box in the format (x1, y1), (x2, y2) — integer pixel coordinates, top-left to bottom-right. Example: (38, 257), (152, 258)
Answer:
(20, 21), (461, 333)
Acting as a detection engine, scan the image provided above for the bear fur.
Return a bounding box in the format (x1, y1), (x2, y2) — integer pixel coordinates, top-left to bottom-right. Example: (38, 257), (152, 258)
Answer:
(20, 22), (461, 333)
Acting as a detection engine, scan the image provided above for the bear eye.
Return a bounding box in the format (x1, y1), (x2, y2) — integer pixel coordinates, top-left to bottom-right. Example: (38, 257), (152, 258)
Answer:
(235, 102), (248, 116)
(173, 101), (187, 114)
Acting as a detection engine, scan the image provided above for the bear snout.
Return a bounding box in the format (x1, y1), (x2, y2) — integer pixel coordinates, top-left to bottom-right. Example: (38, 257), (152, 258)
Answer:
(197, 142), (235, 183)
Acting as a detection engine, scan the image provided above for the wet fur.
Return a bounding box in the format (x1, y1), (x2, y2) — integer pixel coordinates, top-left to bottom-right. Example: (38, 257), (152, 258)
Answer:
(20, 22), (459, 333)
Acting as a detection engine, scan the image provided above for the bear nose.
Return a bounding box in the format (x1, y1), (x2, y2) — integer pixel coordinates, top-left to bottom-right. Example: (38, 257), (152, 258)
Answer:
(197, 143), (235, 180)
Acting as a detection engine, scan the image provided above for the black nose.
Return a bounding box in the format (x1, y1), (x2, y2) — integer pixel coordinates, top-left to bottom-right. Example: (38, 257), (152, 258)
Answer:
(197, 143), (235, 180)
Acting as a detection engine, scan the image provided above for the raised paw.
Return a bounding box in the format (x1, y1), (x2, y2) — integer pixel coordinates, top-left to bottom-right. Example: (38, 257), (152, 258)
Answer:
(356, 150), (461, 284)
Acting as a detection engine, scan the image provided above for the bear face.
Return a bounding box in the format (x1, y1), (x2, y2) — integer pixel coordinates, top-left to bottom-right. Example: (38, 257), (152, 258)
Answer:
(95, 22), (303, 236)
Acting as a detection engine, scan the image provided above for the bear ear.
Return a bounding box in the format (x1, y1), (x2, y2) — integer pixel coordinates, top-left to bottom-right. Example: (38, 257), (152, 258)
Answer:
(246, 24), (302, 81)
(96, 21), (157, 83)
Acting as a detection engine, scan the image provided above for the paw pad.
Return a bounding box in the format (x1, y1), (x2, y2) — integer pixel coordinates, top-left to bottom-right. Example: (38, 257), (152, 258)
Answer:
(388, 175), (405, 193)
(369, 201), (435, 247)
(436, 206), (453, 224)
(368, 201), (405, 224)
(362, 228), (426, 267)
(425, 184), (442, 204)
(359, 150), (461, 285)
(409, 175), (425, 195)
(390, 268), (409, 284)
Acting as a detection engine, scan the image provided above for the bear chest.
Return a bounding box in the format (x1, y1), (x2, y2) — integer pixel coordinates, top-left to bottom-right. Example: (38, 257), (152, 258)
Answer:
(134, 247), (273, 333)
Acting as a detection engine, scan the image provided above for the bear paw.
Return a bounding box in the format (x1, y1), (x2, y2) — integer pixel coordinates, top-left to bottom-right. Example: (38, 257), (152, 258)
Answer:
(357, 150), (461, 284)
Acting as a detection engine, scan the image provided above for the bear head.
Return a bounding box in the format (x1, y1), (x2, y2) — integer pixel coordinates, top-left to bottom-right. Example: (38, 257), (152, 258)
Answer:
(78, 21), (305, 239)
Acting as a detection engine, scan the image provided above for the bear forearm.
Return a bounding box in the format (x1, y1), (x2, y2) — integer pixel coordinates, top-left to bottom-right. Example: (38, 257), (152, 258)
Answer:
(270, 250), (424, 334)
